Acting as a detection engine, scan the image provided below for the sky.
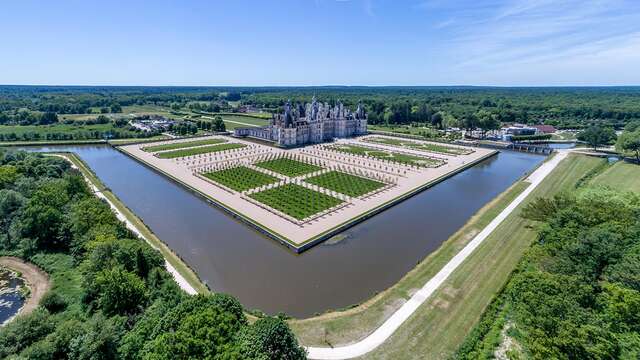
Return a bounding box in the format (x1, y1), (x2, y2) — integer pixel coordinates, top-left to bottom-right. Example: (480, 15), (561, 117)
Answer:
(1, 0), (639, 86)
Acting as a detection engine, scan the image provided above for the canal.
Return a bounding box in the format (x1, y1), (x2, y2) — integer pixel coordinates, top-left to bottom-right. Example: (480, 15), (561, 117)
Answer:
(20, 144), (545, 317)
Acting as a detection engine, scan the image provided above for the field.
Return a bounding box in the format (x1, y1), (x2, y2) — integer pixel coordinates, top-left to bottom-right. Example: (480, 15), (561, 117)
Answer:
(366, 136), (473, 155)
(143, 138), (227, 152)
(156, 143), (246, 159)
(202, 166), (279, 192)
(305, 170), (385, 197)
(291, 154), (608, 358)
(590, 161), (640, 192)
(200, 114), (270, 130)
(249, 183), (343, 220)
(330, 144), (443, 167)
(255, 157), (323, 177)
(0, 123), (135, 137)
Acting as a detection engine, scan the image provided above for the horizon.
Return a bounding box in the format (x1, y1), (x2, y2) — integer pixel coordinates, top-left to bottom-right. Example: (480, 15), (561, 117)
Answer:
(2, 0), (640, 86)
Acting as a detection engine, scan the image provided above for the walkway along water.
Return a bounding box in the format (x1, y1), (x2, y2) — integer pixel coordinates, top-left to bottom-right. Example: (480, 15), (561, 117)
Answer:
(306, 150), (570, 359)
(19, 144), (544, 317)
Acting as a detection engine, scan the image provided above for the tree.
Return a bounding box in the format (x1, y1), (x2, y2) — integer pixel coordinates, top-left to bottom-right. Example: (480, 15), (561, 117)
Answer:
(238, 317), (306, 360)
(39, 111), (59, 125)
(110, 103), (122, 113)
(94, 267), (147, 316)
(0, 165), (18, 188)
(616, 129), (640, 163)
(213, 116), (226, 132)
(577, 125), (616, 150)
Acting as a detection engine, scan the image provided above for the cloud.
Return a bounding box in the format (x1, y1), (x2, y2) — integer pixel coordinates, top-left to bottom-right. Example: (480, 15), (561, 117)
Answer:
(431, 0), (640, 71)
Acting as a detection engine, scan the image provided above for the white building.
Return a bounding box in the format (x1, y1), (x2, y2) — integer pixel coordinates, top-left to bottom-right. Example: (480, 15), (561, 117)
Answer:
(233, 97), (367, 147)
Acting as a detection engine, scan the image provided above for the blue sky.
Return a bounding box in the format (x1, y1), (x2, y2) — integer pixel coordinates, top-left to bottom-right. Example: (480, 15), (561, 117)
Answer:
(1, 0), (639, 86)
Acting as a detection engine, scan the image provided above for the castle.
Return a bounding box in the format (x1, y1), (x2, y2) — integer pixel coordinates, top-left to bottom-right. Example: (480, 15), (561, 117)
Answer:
(233, 97), (367, 147)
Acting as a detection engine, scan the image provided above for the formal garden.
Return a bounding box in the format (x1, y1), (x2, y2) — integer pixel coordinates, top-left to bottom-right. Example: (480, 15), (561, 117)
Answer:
(248, 183), (343, 221)
(255, 157), (323, 177)
(329, 144), (444, 167)
(365, 136), (473, 155)
(305, 170), (386, 197)
(202, 165), (280, 192)
(143, 138), (227, 152)
(156, 143), (246, 159)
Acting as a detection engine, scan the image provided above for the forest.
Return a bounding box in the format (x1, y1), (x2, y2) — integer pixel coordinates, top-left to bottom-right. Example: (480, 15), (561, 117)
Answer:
(1, 86), (640, 132)
(0, 150), (305, 359)
(457, 186), (640, 359)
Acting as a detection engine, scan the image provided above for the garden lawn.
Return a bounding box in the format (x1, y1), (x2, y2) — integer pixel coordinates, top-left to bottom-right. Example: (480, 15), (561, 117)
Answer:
(202, 166), (279, 192)
(143, 138), (227, 152)
(255, 157), (323, 177)
(366, 136), (472, 155)
(249, 183), (342, 220)
(305, 171), (385, 197)
(331, 144), (443, 167)
(156, 143), (245, 159)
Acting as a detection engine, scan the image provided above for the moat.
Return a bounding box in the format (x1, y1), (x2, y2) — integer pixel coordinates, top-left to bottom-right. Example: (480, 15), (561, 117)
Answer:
(22, 144), (545, 317)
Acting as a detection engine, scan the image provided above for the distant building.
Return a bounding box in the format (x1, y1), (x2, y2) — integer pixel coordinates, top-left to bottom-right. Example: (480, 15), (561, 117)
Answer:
(233, 97), (367, 147)
(131, 115), (174, 132)
(532, 124), (557, 134)
(501, 124), (538, 141)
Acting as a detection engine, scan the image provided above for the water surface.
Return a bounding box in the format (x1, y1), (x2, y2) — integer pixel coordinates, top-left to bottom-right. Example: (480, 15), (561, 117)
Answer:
(0, 268), (26, 325)
(19, 144), (545, 317)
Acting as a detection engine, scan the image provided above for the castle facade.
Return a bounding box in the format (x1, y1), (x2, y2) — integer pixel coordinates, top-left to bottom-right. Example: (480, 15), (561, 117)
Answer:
(233, 97), (367, 147)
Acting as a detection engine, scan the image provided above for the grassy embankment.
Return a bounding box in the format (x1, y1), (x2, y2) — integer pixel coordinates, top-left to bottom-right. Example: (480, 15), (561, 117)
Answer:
(591, 160), (640, 192)
(291, 154), (606, 359)
(53, 152), (209, 295)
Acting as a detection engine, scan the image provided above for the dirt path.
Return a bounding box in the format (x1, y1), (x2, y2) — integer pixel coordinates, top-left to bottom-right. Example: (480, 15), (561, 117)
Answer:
(0, 257), (51, 320)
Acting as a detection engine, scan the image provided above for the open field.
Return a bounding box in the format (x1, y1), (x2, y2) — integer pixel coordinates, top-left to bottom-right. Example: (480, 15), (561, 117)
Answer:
(590, 161), (640, 192)
(256, 157), (323, 177)
(202, 166), (279, 192)
(329, 143), (443, 167)
(0, 123), (138, 137)
(156, 143), (246, 159)
(120, 135), (494, 249)
(249, 183), (343, 221)
(200, 114), (270, 130)
(305, 170), (386, 197)
(365, 135), (473, 155)
(143, 138), (227, 152)
(291, 154), (606, 359)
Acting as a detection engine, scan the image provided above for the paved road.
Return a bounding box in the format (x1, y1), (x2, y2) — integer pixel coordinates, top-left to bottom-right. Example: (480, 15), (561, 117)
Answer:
(306, 150), (570, 359)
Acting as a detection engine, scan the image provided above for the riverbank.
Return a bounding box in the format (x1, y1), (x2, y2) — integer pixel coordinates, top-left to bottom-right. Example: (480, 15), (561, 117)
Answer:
(0, 257), (51, 325)
(48, 153), (208, 295)
(296, 153), (606, 359)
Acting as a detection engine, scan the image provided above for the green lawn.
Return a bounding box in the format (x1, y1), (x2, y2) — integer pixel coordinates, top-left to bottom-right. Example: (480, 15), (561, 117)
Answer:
(291, 154), (606, 359)
(305, 171), (385, 197)
(249, 183), (343, 220)
(330, 144), (444, 167)
(590, 161), (640, 192)
(143, 138), (227, 152)
(202, 166), (279, 192)
(365, 136), (473, 156)
(255, 157), (323, 177)
(156, 143), (246, 159)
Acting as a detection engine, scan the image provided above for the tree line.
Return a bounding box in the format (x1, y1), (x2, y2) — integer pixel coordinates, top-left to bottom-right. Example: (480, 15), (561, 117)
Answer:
(0, 151), (305, 359)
